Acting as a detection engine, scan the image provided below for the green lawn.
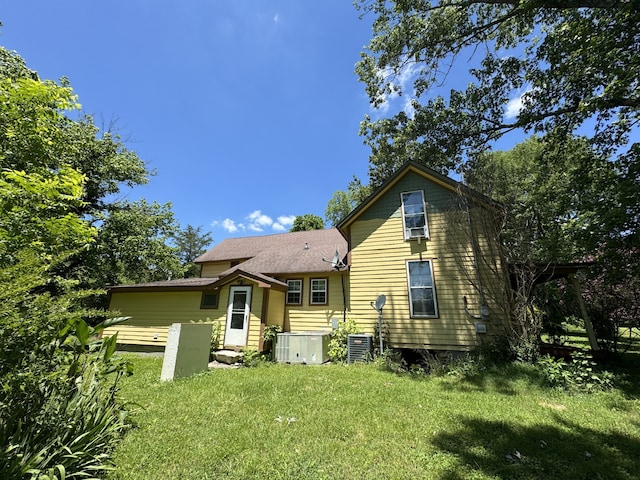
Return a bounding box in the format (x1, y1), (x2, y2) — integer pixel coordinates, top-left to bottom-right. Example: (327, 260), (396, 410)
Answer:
(110, 356), (640, 480)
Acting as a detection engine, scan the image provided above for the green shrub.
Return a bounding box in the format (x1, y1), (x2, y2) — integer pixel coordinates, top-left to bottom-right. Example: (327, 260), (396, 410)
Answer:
(262, 325), (282, 360)
(328, 318), (362, 362)
(536, 350), (613, 393)
(210, 320), (222, 358)
(0, 254), (132, 478)
(241, 348), (266, 367)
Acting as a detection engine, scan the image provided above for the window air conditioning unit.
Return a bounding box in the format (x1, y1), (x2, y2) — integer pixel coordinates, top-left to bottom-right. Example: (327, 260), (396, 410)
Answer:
(275, 332), (330, 365)
(347, 334), (373, 364)
(409, 227), (426, 240)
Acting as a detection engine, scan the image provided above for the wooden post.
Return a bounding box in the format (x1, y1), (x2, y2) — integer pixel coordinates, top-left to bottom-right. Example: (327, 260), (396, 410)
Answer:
(570, 275), (599, 351)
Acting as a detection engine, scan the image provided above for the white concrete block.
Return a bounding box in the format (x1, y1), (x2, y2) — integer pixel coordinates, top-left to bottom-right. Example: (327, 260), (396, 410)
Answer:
(160, 323), (212, 381)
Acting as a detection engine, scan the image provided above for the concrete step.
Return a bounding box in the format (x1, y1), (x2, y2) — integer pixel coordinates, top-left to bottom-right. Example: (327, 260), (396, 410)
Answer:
(214, 350), (244, 365)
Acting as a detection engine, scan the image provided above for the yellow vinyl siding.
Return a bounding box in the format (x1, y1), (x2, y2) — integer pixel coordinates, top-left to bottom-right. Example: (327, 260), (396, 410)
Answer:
(109, 291), (225, 326)
(108, 282), (270, 350)
(347, 172), (509, 350)
(102, 325), (169, 346)
(266, 290), (285, 328)
(285, 271), (347, 333)
(200, 262), (232, 277)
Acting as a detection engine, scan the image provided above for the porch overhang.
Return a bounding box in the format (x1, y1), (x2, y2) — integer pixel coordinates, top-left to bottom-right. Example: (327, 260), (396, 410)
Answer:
(210, 269), (288, 292)
(509, 262), (594, 289)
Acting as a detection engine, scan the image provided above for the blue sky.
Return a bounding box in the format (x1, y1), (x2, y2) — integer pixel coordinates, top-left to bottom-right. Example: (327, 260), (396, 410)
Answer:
(1, 1), (385, 243)
(3, 2), (544, 245)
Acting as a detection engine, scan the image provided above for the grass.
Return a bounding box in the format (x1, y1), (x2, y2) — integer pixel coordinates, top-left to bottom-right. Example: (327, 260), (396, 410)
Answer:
(109, 355), (640, 480)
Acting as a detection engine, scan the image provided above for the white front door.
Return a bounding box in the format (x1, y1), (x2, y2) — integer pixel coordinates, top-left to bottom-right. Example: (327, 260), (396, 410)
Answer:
(225, 286), (251, 347)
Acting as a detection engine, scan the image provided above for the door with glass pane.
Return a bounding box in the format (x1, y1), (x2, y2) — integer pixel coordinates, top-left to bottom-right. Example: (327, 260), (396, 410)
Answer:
(225, 286), (251, 346)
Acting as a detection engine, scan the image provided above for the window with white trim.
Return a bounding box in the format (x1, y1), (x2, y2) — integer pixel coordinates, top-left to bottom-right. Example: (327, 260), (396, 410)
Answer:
(286, 279), (303, 305)
(401, 190), (429, 240)
(407, 260), (438, 317)
(310, 278), (328, 305)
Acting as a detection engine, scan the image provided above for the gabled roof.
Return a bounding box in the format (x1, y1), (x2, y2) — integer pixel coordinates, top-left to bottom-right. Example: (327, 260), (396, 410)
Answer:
(208, 269), (288, 291)
(337, 160), (500, 235)
(195, 228), (348, 275)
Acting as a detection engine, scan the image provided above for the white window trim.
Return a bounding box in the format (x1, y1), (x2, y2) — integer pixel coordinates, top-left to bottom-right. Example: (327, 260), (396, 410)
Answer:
(401, 190), (430, 240)
(309, 278), (328, 305)
(406, 260), (439, 318)
(286, 279), (303, 305)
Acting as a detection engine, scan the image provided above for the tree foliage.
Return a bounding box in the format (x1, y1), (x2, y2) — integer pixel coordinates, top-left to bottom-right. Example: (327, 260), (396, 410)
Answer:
(1, 46), (184, 293)
(465, 136), (617, 263)
(0, 154), (130, 477)
(173, 224), (214, 277)
(325, 177), (372, 226)
(290, 214), (326, 232)
(84, 200), (184, 289)
(356, 0), (639, 185)
(0, 44), (178, 474)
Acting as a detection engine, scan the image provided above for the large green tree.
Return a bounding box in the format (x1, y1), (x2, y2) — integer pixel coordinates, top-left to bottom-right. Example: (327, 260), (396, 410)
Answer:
(325, 177), (372, 226)
(0, 60), (130, 476)
(355, 2), (640, 353)
(465, 135), (617, 264)
(173, 224), (214, 277)
(290, 214), (325, 232)
(0, 46), (184, 292)
(84, 200), (184, 288)
(356, 0), (639, 186)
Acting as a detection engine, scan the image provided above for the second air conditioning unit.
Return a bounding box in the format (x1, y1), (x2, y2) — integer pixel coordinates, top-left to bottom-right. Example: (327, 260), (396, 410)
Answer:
(347, 333), (373, 364)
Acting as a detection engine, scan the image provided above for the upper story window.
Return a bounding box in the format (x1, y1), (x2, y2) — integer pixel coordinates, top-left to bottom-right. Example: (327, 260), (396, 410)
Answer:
(310, 278), (328, 305)
(286, 279), (303, 305)
(401, 190), (429, 240)
(406, 260), (438, 317)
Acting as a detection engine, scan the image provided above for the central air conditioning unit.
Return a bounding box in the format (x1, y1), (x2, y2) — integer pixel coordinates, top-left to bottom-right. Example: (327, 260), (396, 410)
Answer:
(347, 334), (373, 364)
(275, 332), (330, 365)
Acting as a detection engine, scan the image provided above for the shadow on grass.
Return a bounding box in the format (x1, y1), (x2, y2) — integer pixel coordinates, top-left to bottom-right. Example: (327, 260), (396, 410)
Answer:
(435, 362), (547, 396)
(432, 415), (640, 480)
(429, 352), (640, 400)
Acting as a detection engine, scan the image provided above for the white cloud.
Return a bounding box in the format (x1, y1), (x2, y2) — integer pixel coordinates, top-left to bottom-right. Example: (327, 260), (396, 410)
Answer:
(273, 13), (279, 22)
(246, 210), (273, 232)
(272, 215), (295, 231)
(372, 62), (419, 117)
(213, 212), (298, 234)
(505, 95), (523, 120)
(505, 88), (533, 120)
(277, 215), (296, 226)
(219, 218), (243, 233)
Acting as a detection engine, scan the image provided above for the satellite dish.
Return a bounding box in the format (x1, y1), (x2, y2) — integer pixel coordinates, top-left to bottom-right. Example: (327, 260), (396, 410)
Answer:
(374, 294), (386, 311)
(331, 251), (340, 269)
(323, 249), (345, 270)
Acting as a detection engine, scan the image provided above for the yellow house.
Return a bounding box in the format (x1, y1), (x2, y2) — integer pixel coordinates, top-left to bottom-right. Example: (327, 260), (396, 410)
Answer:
(106, 162), (511, 353)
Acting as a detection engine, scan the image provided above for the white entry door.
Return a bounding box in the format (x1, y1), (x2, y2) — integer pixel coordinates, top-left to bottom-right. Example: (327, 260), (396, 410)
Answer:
(225, 286), (251, 347)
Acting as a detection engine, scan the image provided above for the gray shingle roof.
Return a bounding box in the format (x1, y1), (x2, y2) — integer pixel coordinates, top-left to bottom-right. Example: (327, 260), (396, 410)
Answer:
(108, 277), (218, 291)
(195, 228), (348, 275)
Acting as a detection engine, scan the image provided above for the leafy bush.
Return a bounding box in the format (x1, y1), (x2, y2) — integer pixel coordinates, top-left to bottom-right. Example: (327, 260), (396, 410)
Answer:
(375, 349), (408, 374)
(210, 320), (222, 358)
(328, 318), (362, 362)
(536, 350), (613, 393)
(0, 254), (132, 478)
(262, 325), (282, 360)
(241, 348), (266, 367)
